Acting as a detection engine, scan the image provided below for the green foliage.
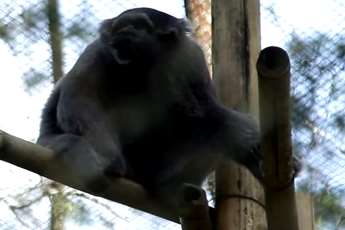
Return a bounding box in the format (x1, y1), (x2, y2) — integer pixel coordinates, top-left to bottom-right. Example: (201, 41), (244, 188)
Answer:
(314, 188), (345, 229)
(65, 22), (90, 40)
(20, 7), (46, 33)
(22, 69), (48, 92)
(336, 43), (345, 60)
(0, 20), (12, 41)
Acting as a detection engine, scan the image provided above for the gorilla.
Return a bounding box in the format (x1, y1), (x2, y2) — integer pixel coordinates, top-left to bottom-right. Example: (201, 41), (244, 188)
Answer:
(37, 8), (262, 207)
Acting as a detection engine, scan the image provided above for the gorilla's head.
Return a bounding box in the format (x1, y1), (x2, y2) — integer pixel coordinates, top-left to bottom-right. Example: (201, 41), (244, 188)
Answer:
(99, 8), (191, 65)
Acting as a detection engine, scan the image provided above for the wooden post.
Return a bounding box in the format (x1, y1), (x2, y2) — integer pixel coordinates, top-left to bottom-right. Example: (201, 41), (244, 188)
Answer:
(257, 46), (300, 230)
(296, 193), (315, 230)
(212, 0), (266, 229)
(180, 185), (213, 230)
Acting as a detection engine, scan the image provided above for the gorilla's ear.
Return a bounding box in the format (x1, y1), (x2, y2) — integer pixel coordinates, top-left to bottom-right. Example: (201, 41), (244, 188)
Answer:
(157, 19), (191, 40)
(157, 27), (179, 40)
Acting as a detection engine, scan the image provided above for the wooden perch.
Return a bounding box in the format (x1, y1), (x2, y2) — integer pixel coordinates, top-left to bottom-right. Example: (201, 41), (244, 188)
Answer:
(0, 130), (181, 223)
(257, 46), (300, 230)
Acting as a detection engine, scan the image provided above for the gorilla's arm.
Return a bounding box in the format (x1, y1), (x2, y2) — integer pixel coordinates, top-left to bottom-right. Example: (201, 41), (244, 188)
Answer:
(222, 109), (262, 181)
(37, 76), (127, 183)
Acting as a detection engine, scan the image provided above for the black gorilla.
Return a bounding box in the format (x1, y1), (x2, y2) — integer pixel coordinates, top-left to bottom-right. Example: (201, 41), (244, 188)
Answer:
(37, 8), (262, 205)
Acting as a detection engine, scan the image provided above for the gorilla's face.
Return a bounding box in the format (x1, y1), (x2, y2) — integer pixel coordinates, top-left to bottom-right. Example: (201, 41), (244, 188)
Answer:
(108, 13), (156, 64)
(100, 8), (188, 65)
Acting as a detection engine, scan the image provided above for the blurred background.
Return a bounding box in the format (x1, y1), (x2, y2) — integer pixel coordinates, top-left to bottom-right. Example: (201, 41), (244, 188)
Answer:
(0, 0), (344, 229)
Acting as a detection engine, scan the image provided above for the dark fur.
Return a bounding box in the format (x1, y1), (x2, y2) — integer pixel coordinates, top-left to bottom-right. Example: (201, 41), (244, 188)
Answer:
(37, 8), (262, 204)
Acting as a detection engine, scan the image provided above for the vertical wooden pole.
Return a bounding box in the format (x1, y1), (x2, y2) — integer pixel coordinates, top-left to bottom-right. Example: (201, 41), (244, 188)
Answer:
(212, 0), (266, 229)
(180, 185), (213, 230)
(257, 46), (299, 230)
(296, 193), (315, 230)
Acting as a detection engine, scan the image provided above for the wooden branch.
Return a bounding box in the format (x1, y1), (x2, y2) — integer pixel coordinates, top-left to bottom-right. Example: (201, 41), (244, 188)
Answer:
(0, 130), (54, 174)
(0, 130), (180, 223)
(257, 46), (300, 230)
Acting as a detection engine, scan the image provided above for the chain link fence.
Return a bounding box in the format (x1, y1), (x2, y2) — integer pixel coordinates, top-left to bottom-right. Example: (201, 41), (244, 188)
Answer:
(1, 0), (345, 229)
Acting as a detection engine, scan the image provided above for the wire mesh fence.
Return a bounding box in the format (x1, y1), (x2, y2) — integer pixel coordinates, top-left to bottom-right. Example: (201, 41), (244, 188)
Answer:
(0, 1), (184, 229)
(0, 0), (345, 229)
(261, 0), (345, 228)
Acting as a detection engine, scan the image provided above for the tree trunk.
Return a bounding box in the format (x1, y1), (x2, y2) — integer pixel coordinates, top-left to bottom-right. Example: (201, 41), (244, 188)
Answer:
(47, 0), (63, 83)
(49, 182), (69, 230)
(46, 0), (67, 229)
